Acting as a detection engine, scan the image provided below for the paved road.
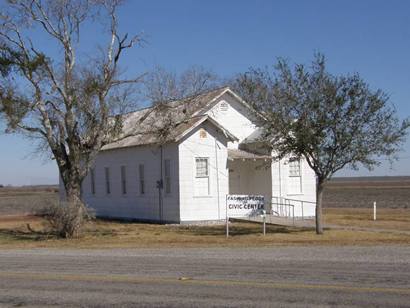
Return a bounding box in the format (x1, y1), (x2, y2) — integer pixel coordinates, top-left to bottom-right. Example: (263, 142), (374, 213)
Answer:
(0, 246), (409, 307)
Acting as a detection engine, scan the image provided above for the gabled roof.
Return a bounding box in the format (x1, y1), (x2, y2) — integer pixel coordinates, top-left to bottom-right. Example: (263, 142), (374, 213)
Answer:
(241, 128), (266, 144)
(228, 149), (272, 160)
(102, 87), (241, 151)
(174, 115), (238, 142)
(191, 87), (258, 118)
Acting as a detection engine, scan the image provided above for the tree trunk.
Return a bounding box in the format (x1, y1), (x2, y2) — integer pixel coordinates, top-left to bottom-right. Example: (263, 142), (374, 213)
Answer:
(315, 179), (324, 234)
(65, 182), (82, 205)
(63, 179), (87, 238)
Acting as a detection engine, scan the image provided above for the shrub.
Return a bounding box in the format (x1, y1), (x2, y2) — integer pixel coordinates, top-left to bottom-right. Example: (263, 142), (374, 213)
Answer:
(38, 201), (95, 238)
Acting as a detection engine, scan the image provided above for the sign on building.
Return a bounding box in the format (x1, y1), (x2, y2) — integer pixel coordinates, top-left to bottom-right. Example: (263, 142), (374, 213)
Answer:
(226, 195), (265, 218)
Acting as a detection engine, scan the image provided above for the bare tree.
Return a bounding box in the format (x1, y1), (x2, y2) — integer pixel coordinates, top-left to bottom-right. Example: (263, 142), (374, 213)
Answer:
(234, 54), (410, 234)
(144, 65), (219, 104)
(0, 0), (143, 237)
(140, 65), (220, 142)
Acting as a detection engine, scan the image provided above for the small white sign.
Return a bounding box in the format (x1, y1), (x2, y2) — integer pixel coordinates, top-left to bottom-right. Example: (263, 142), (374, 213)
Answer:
(226, 195), (265, 218)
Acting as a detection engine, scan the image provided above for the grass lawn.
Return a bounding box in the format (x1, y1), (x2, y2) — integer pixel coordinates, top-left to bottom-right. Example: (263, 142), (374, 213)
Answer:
(0, 208), (409, 249)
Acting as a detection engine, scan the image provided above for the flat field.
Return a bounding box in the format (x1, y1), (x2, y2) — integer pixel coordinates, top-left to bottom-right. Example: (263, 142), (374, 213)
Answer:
(0, 178), (409, 248)
(323, 176), (410, 209)
(0, 186), (58, 215)
(1, 176), (409, 215)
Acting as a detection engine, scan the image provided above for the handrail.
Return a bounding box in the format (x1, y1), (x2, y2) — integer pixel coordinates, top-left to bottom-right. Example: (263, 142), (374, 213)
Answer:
(271, 196), (316, 221)
(280, 197), (316, 205)
(270, 200), (295, 225)
(270, 202), (294, 210)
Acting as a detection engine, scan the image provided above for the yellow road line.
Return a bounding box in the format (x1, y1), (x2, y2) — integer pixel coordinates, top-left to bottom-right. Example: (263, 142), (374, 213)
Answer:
(0, 271), (409, 295)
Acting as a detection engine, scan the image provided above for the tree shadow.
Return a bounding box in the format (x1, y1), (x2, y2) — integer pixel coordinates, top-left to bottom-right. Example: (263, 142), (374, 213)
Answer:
(177, 223), (314, 237)
(0, 227), (57, 242)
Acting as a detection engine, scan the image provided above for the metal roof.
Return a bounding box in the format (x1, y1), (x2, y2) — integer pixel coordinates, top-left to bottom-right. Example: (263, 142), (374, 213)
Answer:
(102, 87), (238, 151)
(228, 149), (272, 160)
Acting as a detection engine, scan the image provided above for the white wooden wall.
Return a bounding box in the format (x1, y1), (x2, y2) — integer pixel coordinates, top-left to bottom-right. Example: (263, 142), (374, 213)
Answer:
(69, 143), (180, 222)
(271, 157), (317, 217)
(178, 121), (229, 222)
(204, 93), (256, 148)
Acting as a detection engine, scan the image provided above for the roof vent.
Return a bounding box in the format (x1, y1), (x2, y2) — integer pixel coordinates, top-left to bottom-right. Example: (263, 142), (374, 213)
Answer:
(199, 129), (207, 138)
(220, 101), (229, 112)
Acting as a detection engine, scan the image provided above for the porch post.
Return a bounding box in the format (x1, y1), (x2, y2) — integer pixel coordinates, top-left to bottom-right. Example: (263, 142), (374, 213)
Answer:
(226, 194), (229, 238)
(263, 214), (266, 236)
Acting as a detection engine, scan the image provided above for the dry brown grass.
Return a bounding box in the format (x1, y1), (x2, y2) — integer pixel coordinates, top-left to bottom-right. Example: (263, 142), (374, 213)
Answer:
(324, 208), (410, 231)
(0, 209), (409, 249)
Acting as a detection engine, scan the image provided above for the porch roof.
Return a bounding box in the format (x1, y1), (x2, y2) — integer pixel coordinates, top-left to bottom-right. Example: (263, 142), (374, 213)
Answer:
(227, 149), (272, 161)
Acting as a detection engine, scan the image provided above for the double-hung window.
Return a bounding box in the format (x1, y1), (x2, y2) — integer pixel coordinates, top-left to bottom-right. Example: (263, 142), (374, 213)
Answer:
(289, 159), (301, 177)
(139, 164), (145, 195)
(121, 166), (127, 195)
(194, 157), (210, 196)
(164, 159), (171, 194)
(288, 158), (302, 194)
(90, 168), (96, 195)
(105, 167), (111, 195)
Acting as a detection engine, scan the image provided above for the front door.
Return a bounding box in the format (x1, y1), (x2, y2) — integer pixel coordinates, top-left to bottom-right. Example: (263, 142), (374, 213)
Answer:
(229, 168), (241, 194)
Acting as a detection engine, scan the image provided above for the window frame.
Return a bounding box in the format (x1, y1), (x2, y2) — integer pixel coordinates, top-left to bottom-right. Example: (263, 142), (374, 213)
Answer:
(164, 159), (171, 194)
(287, 158), (303, 195)
(194, 157), (210, 197)
(138, 164), (145, 195)
(120, 165), (127, 195)
(195, 157), (209, 178)
(90, 168), (96, 195)
(104, 167), (111, 195)
(288, 158), (301, 177)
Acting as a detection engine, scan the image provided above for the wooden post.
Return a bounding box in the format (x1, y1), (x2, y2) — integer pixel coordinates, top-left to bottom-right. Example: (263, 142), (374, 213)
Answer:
(373, 201), (377, 221)
(226, 195), (229, 237)
(263, 215), (266, 236)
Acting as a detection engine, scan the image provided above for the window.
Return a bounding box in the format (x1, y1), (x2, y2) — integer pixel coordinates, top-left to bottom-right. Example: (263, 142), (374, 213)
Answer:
(105, 167), (110, 194)
(288, 158), (301, 177)
(121, 166), (127, 195)
(90, 168), (96, 195)
(164, 159), (171, 194)
(196, 158), (209, 177)
(288, 158), (302, 194)
(139, 164), (145, 195)
(195, 158), (210, 196)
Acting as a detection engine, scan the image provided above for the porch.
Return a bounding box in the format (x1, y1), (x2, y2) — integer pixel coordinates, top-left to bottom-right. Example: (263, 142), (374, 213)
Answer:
(227, 149), (273, 209)
(227, 149), (316, 219)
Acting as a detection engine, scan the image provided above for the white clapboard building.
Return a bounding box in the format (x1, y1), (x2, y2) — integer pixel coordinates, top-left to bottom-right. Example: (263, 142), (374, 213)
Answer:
(60, 87), (316, 223)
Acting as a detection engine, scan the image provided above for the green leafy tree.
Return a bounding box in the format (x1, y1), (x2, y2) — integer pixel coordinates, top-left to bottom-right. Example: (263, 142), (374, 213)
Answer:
(234, 54), (410, 234)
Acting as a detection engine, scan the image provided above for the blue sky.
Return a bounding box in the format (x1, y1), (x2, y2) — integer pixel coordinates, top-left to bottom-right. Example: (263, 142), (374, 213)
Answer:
(1, 0), (410, 185)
